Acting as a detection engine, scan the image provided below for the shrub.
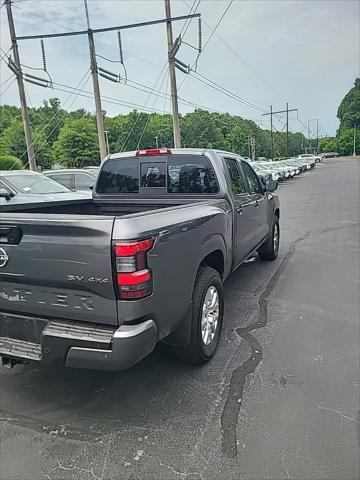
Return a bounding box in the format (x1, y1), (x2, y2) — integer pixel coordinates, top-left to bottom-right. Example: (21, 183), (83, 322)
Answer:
(0, 154), (23, 170)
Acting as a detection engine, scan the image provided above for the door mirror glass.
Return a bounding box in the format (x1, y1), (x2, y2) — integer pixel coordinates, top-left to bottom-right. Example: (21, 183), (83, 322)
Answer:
(265, 179), (278, 192)
(0, 188), (14, 200)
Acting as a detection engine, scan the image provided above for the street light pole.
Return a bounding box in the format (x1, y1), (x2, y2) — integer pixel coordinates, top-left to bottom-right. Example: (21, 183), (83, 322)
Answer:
(353, 124), (357, 157)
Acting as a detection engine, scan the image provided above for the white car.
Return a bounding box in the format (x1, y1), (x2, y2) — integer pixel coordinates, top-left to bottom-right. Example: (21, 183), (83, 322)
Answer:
(297, 153), (321, 163)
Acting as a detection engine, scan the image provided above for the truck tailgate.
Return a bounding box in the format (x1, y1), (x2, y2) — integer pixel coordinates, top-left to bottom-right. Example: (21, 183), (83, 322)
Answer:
(0, 216), (118, 326)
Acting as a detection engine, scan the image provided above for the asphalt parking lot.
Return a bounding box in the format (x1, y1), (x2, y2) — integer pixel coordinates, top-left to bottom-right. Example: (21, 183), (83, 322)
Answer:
(0, 158), (359, 480)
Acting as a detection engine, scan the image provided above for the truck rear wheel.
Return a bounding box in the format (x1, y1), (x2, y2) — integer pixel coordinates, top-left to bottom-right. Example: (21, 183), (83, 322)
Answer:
(258, 216), (280, 261)
(174, 266), (224, 365)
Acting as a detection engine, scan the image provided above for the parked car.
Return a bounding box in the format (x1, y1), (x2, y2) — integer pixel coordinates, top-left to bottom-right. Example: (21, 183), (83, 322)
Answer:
(297, 153), (321, 163)
(43, 168), (98, 191)
(320, 152), (339, 158)
(251, 163), (273, 182)
(0, 148), (279, 371)
(253, 162), (281, 181)
(0, 171), (90, 206)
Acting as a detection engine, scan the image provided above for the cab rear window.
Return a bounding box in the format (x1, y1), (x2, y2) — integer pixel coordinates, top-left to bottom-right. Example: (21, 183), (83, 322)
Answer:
(96, 155), (219, 194)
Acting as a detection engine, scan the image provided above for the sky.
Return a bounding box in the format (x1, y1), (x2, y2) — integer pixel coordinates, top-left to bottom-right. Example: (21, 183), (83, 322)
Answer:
(0, 0), (359, 137)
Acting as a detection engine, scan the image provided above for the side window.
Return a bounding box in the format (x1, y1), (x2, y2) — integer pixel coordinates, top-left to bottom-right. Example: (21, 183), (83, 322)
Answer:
(224, 158), (245, 195)
(51, 174), (75, 190)
(97, 158), (139, 193)
(167, 155), (219, 194)
(75, 173), (94, 190)
(241, 161), (262, 194)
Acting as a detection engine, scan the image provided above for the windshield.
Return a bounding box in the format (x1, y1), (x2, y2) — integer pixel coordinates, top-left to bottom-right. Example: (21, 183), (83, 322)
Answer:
(7, 173), (71, 194)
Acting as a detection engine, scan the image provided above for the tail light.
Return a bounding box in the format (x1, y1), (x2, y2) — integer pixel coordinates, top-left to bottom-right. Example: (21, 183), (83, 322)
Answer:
(113, 238), (154, 300)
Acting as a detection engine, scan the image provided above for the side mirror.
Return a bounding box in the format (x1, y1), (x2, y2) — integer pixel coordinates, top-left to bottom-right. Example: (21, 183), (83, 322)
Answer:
(265, 179), (278, 192)
(0, 188), (15, 201)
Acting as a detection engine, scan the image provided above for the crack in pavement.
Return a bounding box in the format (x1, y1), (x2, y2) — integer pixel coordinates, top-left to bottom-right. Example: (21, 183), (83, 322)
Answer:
(221, 232), (311, 458)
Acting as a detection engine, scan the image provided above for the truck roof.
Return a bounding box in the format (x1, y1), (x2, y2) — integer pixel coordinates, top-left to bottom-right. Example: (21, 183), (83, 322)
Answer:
(105, 148), (245, 162)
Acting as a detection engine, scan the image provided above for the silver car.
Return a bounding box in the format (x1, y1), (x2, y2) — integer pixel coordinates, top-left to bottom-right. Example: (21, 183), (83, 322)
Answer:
(43, 168), (98, 191)
(0, 171), (90, 206)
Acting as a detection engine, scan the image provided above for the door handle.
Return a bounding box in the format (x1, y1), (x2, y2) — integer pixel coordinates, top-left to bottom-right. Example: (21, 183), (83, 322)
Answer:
(235, 207), (243, 215)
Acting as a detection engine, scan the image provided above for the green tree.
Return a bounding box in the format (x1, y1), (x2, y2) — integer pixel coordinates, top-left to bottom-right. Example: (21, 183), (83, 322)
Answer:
(337, 78), (360, 130)
(0, 120), (27, 162)
(337, 128), (360, 156)
(319, 136), (338, 153)
(181, 110), (225, 149)
(53, 118), (99, 167)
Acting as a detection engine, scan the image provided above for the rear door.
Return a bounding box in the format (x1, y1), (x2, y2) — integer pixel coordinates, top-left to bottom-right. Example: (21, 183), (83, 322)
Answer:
(240, 160), (269, 245)
(74, 173), (95, 191)
(223, 157), (258, 265)
(50, 173), (75, 190)
(0, 215), (118, 325)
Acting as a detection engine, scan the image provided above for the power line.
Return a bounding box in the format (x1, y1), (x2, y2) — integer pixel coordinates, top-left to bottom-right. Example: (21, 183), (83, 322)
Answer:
(12, 2), (162, 69)
(13, 70), (92, 169)
(0, 73), (15, 89)
(182, 0), (264, 84)
(0, 76), (17, 96)
(188, 70), (266, 113)
(181, 0), (201, 37)
(120, 61), (169, 151)
(202, 0), (234, 51)
(178, 0), (233, 91)
(136, 67), (169, 149)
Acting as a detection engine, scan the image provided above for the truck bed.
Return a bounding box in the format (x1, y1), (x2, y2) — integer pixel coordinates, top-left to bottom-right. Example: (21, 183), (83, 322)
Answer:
(1, 198), (185, 216)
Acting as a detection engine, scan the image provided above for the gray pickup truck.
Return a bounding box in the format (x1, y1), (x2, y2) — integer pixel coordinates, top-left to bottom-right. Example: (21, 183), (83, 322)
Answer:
(0, 148), (279, 370)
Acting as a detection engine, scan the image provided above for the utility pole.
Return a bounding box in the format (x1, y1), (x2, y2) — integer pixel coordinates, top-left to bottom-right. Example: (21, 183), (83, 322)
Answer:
(5, 0), (36, 170)
(286, 102), (289, 157)
(9, 3), (199, 155)
(263, 104), (298, 159)
(308, 119), (319, 154)
(353, 124), (357, 157)
(270, 105), (273, 160)
(165, 0), (181, 148)
(251, 137), (256, 161)
(84, 0), (107, 160)
(104, 130), (110, 155)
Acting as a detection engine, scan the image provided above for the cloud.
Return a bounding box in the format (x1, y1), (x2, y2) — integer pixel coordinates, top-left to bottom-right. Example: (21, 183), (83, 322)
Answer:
(1, 0), (359, 135)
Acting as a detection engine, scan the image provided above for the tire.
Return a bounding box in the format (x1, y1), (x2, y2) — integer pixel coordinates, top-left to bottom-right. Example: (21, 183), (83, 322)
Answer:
(258, 216), (280, 261)
(173, 266), (224, 365)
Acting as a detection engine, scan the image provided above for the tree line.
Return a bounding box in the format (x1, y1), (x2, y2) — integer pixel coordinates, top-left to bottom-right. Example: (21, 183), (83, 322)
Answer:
(0, 99), (306, 169)
(319, 78), (360, 155)
(0, 77), (358, 170)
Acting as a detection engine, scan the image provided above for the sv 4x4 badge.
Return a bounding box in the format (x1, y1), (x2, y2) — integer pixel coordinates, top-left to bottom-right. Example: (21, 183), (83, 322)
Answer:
(67, 275), (111, 284)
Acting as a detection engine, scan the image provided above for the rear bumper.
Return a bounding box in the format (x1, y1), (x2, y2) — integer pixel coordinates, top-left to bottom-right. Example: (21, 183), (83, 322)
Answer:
(0, 312), (157, 371)
(65, 321), (157, 370)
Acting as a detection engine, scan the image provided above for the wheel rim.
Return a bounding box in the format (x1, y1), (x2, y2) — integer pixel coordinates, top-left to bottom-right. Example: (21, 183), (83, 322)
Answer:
(201, 286), (219, 346)
(273, 223), (279, 253)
